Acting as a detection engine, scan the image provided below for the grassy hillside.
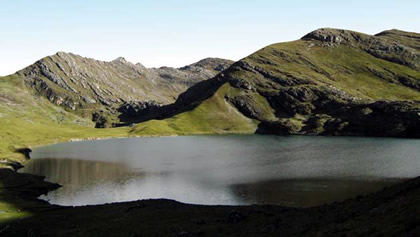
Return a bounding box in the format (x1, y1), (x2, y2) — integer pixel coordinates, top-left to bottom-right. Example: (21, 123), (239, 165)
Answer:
(247, 40), (420, 100)
(0, 75), (130, 165)
(15, 53), (233, 127)
(130, 83), (259, 136)
(134, 28), (420, 137)
(375, 29), (420, 51)
(0, 78), (256, 166)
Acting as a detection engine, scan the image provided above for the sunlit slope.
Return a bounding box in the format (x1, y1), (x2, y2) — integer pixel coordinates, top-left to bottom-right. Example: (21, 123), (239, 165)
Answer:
(244, 40), (420, 101)
(375, 29), (420, 52)
(130, 83), (259, 135)
(231, 28), (420, 102)
(134, 28), (420, 137)
(0, 75), (130, 164)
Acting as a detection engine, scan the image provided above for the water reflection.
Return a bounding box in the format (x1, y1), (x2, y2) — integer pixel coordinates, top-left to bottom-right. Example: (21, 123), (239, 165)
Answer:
(23, 158), (142, 205)
(24, 158), (134, 186)
(230, 178), (401, 207)
(21, 135), (420, 207)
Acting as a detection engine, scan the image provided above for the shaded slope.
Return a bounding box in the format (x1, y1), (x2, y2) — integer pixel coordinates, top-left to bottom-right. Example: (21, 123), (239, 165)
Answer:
(132, 28), (420, 137)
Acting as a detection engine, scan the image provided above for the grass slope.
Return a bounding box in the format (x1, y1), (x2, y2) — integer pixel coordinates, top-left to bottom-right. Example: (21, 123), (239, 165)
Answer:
(244, 39), (420, 101)
(155, 29), (420, 136)
(130, 83), (258, 135)
(0, 77), (257, 165)
(0, 75), (130, 164)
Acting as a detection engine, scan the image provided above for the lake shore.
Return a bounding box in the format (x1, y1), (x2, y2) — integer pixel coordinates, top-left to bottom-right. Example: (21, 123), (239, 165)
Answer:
(0, 167), (419, 236)
(1, 134), (419, 236)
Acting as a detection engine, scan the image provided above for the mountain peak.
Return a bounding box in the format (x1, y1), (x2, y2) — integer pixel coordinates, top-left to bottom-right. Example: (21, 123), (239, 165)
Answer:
(56, 51), (70, 56)
(180, 57), (234, 72)
(54, 51), (79, 59)
(375, 29), (416, 37)
(301, 28), (360, 44)
(374, 29), (420, 43)
(112, 57), (128, 63)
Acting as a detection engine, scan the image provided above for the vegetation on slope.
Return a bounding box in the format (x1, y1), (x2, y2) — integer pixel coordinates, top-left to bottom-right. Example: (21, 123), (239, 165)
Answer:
(130, 83), (258, 136)
(135, 28), (420, 137)
(0, 75), (130, 165)
(16, 52), (233, 127)
(0, 79), (256, 166)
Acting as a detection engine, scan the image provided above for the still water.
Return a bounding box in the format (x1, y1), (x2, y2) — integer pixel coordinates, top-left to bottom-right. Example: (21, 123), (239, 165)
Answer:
(21, 135), (420, 207)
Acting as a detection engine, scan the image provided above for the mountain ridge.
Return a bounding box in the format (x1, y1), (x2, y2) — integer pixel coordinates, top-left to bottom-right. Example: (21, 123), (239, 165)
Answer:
(129, 28), (420, 137)
(15, 52), (233, 126)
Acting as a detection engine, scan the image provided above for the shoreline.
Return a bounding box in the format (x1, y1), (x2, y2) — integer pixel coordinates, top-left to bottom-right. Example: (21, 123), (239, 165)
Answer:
(18, 134), (419, 208)
(1, 166), (419, 236)
(0, 133), (419, 236)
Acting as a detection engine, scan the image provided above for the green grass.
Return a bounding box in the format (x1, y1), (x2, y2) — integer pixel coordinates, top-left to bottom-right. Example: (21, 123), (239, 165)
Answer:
(0, 75), (131, 164)
(0, 200), (32, 223)
(0, 77), (257, 165)
(247, 40), (420, 101)
(376, 29), (420, 51)
(130, 83), (259, 136)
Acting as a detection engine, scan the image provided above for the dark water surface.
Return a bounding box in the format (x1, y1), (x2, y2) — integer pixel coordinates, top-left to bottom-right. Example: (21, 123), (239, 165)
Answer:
(21, 135), (420, 207)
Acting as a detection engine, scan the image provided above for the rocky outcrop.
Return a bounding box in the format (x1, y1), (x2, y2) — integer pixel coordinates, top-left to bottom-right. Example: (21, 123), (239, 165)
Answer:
(302, 28), (420, 70)
(225, 94), (266, 120)
(180, 57), (233, 73)
(15, 53), (233, 127)
(257, 100), (420, 137)
(117, 100), (163, 124)
(18, 53), (233, 110)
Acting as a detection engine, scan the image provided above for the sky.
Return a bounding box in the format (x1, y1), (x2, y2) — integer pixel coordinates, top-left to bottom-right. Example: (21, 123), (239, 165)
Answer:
(0, 0), (419, 76)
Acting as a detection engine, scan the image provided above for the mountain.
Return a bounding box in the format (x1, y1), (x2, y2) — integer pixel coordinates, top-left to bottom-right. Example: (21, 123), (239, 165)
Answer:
(0, 55), (232, 162)
(131, 28), (420, 137)
(2, 28), (420, 165)
(16, 52), (233, 126)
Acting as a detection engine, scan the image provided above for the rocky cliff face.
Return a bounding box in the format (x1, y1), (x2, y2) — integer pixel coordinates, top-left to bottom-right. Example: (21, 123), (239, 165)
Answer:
(16, 52), (232, 126)
(133, 28), (420, 137)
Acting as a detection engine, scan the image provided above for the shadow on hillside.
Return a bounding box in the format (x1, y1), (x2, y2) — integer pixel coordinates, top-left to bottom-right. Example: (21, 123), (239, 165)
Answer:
(117, 68), (229, 125)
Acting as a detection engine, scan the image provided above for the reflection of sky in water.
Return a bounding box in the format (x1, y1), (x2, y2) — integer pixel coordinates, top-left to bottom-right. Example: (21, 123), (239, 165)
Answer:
(22, 135), (420, 207)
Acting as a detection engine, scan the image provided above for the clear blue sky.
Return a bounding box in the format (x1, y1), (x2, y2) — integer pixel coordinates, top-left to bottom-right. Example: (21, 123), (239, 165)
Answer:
(0, 0), (419, 76)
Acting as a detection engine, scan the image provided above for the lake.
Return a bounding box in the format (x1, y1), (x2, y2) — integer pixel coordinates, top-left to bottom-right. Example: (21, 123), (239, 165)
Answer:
(21, 135), (420, 207)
